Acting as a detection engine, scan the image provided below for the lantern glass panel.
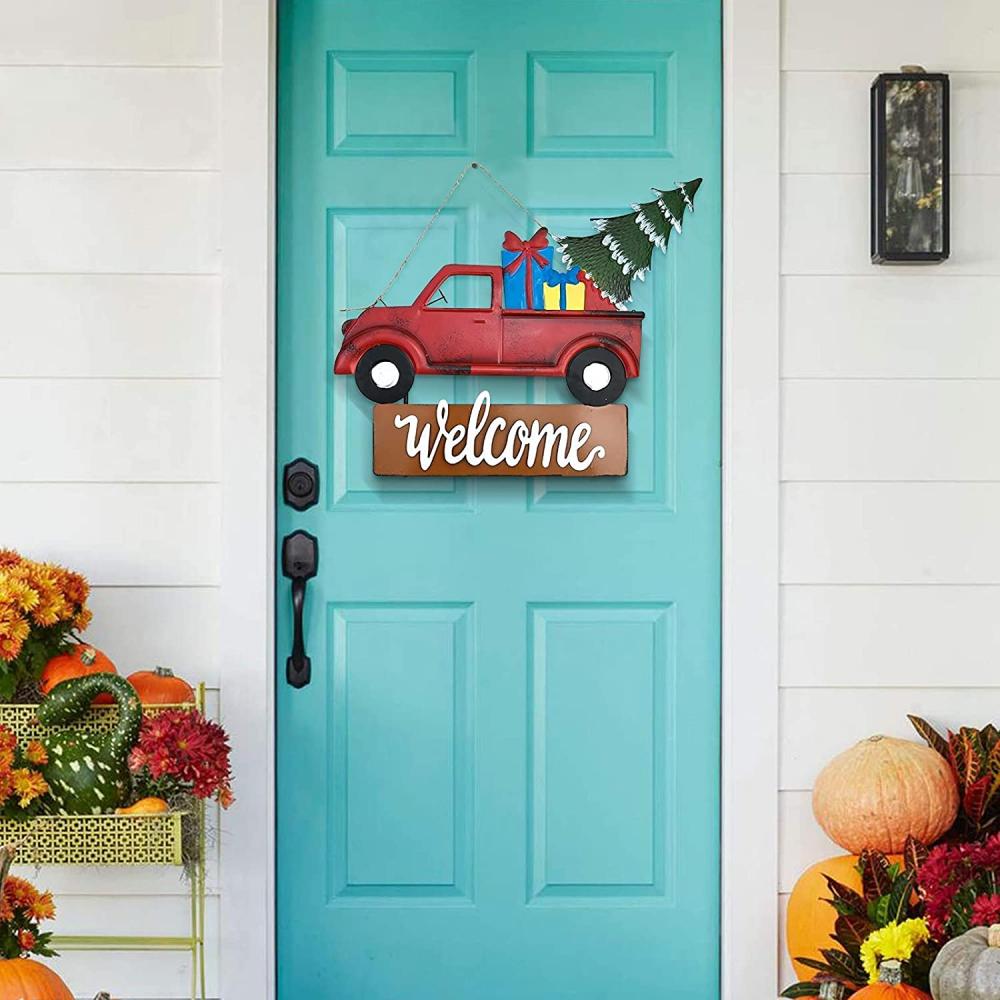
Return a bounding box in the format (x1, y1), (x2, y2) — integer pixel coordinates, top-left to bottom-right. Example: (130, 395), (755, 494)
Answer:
(878, 77), (947, 258)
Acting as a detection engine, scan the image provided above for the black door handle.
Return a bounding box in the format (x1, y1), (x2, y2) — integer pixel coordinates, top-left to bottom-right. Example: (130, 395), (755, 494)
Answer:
(282, 530), (318, 688)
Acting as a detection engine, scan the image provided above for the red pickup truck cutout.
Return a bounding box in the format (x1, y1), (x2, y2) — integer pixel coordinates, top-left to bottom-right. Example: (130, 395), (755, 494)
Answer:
(334, 264), (643, 407)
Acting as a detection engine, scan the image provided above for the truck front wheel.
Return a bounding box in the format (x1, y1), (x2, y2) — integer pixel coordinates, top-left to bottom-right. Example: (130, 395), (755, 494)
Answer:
(566, 347), (626, 406)
(355, 345), (415, 403)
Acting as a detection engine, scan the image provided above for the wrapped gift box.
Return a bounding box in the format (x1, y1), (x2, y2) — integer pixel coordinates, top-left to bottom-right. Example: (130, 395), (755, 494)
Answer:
(541, 266), (585, 311)
(501, 227), (553, 309)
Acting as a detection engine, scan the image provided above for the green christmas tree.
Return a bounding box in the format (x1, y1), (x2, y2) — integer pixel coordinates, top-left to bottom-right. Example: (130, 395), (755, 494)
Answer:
(557, 178), (702, 308)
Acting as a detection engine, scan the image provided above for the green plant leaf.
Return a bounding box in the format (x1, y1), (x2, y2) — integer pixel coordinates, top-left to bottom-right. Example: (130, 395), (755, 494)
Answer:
(834, 913), (874, 957)
(981, 723), (1000, 753)
(0, 672), (17, 703)
(908, 714), (949, 757)
(820, 948), (866, 984)
(781, 984), (823, 998)
(886, 870), (915, 924)
(824, 876), (866, 915)
(869, 894), (892, 927)
(964, 774), (992, 825)
(860, 850), (892, 901)
(949, 730), (980, 788)
(795, 958), (837, 975)
(903, 835), (928, 875)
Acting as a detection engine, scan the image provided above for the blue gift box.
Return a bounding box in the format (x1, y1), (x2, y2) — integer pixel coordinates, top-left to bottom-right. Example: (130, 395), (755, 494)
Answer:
(501, 228), (553, 310)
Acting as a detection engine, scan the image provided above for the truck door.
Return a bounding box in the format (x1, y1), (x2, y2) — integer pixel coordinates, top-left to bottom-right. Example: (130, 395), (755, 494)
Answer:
(420, 269), (500, 366)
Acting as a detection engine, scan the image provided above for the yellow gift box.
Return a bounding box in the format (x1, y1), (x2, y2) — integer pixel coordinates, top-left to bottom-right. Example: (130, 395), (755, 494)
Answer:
(542, 274), (585, 311)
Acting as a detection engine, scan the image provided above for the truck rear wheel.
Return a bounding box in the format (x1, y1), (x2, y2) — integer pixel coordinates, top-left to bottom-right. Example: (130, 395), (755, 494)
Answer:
(355, 345), (415, 403)
(566, 347), (626, 406)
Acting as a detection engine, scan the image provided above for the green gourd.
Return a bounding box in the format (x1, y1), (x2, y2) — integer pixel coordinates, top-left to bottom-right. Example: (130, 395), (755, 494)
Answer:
(37, 673), (143, 815)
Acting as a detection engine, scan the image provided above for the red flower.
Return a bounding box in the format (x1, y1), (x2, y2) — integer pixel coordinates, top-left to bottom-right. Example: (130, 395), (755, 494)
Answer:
(17, 929), (34, 953)
(130, 709), (234, 805)
(971, 894), (1000, 927)
(920, 836), (1000, 940)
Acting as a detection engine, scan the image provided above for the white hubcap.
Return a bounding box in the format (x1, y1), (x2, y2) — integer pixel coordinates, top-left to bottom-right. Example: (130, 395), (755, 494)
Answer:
(371, 360), (400, 389)
(582, 362), (612, 392)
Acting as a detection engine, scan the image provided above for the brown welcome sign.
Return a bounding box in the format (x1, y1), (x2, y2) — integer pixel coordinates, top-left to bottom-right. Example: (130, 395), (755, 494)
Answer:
(373, 391), (627, 477)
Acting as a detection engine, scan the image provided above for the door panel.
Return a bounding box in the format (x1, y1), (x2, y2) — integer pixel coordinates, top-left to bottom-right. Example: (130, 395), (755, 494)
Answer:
(277, 1), (721, 997)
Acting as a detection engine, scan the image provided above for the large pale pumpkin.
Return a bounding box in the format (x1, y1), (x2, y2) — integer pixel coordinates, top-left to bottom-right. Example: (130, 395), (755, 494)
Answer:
(929, 923), (1000, 1000)
(786, 853), (903, 981)
(0, 958), (73, 999)
(812, 735), (958, 854)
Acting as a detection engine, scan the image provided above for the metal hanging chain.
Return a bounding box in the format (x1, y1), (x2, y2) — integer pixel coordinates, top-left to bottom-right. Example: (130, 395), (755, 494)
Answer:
(340, 161), (554, 314)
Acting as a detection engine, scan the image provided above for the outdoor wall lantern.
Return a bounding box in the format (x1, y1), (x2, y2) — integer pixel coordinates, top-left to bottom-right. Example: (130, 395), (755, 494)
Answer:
(871, 66), (949, 263)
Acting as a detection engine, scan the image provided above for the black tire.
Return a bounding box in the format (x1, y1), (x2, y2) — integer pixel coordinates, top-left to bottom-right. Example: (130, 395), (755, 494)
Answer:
(354, 345), (415, 403)
(565, 347), (627, 406)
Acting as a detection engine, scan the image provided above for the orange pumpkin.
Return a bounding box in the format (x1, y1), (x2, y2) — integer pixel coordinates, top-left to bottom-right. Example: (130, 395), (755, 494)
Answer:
(852, 961), (931, 1000)
(786, 854), (902, 981)
(0, 957), (73, 999)
(39, 645), (117, 705)
(126, 667), (194, 705)
(812, 735), (958, 854)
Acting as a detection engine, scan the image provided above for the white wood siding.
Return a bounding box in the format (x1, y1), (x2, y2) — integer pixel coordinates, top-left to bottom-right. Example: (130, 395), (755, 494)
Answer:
(779, 0), (1000, 989)
(0, 2), (222, 996)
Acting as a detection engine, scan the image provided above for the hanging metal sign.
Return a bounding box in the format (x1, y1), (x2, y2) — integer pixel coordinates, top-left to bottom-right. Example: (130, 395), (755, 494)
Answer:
(373, 392), (627, 477)
(330, 163), (704, 479)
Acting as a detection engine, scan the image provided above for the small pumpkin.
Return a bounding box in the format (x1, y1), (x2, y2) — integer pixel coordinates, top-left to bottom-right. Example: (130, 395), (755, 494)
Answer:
(812, 735), (958, 854)
(116, 797), (169, 816)
(929, 923), (1000, 1000)
(126, 667), (194, 706)
(853, 961), (931, 1000)
(40, 645), (117, 706)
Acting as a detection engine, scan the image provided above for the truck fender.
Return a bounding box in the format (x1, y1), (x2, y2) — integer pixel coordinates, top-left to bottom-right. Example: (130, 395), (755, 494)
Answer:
(333, 328), (427, 375)
(557, 335), (639, 379)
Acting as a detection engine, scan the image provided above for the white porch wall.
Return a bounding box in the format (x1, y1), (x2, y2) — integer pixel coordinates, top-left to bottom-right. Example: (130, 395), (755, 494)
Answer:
(779, 0), (1000, 989)
(0, 2), (222, 997)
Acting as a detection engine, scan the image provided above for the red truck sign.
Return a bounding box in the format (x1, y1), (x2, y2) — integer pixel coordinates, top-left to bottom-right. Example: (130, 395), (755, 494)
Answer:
(333, 264), (644, 406)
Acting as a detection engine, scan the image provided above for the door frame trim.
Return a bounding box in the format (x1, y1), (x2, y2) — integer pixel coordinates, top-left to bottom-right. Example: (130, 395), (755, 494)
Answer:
(721, 1), (781, 998)
(219, 1), (781, 996)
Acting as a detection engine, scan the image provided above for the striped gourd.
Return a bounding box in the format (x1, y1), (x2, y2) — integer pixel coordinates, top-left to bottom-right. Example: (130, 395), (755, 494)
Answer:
(37, 674), (142, 815)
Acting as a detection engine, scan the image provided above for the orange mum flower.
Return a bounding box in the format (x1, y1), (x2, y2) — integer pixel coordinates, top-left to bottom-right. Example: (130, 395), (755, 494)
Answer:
(11, 769), (48, 808)
(27, 890), (54, 922)
(0, 728), (17, 773)
(59, 569), (89, 607)
(24, 741), (47, 766)
(16, 929), (34, 952)
(4, 876), (37, 910)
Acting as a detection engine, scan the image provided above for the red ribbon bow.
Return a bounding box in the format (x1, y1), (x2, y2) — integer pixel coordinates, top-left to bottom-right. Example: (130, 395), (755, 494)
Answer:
(502, 227), (549, 308)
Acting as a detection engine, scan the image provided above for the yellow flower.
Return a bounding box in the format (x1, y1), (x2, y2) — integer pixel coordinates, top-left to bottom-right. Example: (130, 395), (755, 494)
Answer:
(860, 919), (929, 984)
(11, 769), (48, 808)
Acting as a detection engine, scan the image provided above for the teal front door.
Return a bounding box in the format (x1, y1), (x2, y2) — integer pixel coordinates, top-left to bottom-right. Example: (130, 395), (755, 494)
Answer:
(276, 2), (721, 997)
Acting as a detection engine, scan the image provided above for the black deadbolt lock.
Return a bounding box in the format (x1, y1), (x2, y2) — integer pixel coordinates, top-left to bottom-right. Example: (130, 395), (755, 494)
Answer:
(283, 457), (319, 510)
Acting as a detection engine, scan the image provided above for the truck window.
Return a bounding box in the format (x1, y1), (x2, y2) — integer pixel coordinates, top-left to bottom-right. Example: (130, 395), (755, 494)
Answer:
(426, 274), (493, 310)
